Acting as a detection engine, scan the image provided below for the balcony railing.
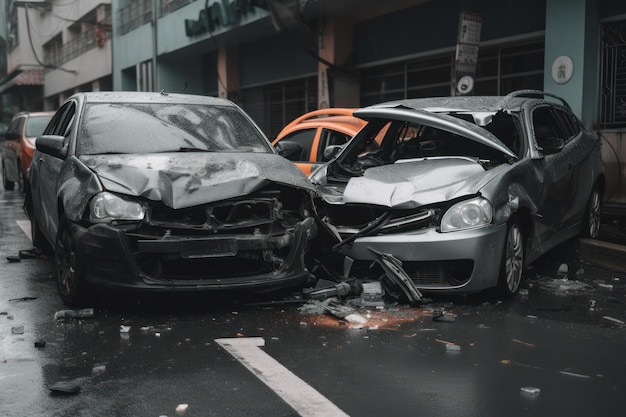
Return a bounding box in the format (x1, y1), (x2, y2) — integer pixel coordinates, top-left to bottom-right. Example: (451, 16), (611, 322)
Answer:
(119, 0), (153, 35)
(44, 23), (112, 68)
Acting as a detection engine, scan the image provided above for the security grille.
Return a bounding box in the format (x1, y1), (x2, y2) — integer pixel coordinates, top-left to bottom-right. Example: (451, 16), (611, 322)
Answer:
(600, 19), (626, 129)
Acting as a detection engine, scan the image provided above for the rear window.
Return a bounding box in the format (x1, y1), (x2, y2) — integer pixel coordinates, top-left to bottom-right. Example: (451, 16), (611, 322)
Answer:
(25, 115), (52, 137)
(77, 103), (272, 155)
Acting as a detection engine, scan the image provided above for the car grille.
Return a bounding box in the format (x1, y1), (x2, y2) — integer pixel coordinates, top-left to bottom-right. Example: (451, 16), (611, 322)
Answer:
(403, 260), (473, 287)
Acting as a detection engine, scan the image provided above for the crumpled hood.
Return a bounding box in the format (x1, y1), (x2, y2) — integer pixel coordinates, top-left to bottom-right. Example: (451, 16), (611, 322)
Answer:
(80, 153), (316, 209)
(340, 158), (497, 208)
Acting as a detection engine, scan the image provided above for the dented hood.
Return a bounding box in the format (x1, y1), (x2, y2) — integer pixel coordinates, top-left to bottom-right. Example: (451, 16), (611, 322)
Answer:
(80, 153), (316, 209)
(340, 158), (497, 208)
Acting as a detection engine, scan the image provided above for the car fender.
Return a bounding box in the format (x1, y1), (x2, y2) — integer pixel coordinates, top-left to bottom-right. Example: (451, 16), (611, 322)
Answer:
(57, 155), (103, 222)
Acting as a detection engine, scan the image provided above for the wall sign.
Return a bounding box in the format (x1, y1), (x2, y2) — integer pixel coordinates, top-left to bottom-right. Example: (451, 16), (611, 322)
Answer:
(551, 55), (574, 84)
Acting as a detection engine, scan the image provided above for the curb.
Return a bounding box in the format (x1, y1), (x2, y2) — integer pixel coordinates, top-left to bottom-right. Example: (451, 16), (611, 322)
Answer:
(578, 238), (626, 273)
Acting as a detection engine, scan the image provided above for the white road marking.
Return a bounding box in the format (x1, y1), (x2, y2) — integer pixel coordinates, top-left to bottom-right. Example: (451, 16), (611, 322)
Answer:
(215, 337), (350, 417)
(16, 220), (32, 241)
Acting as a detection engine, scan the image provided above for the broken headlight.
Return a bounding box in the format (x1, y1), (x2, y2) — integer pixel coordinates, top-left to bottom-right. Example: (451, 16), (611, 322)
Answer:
(89, 192), (145, 223)
(440, 197), (492, 232)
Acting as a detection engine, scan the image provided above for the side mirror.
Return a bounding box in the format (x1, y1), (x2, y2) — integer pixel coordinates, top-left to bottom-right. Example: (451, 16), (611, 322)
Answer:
(275, 141), (303, 161)
(36, 135), (67, 159)
(323, 145), (343, 161)
(538, 136), (564, 155)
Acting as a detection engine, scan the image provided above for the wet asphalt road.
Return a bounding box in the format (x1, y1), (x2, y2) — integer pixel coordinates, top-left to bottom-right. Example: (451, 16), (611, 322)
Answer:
(1, 189), (626, 417)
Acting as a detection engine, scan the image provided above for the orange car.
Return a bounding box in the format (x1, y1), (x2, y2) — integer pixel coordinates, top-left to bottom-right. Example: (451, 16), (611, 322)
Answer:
(273, 108), (367, 175)
(1, 111), (54, 192)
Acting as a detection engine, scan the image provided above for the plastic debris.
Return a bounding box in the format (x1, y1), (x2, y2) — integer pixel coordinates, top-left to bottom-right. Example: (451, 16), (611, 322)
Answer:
(176, 403), (189, 415)
(9, 297), (37, 302)
(6, 255), (21, 263)
(557, 263), (568, 275)
(54, 308), (94, 320)
(356, 281), (385, 308)
(34, 340), (46, 348)
(518, 288), (529, 295)
(11, 326), (24, 335)
(19, 249), (38, 259)
(446, 344), (461, 352)
(92, 364), (106, 374)
(48, 381), (81, 395)
(597, 283), (614, 290)
(120, 325), (131, 333)
(433, 312), (455, 322)
(602, 316), (625, 326)
(520, 386), (540, 396)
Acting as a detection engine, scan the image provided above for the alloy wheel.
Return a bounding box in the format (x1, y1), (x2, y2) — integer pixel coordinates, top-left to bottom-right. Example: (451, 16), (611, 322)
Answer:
(504, 223), (524, 293)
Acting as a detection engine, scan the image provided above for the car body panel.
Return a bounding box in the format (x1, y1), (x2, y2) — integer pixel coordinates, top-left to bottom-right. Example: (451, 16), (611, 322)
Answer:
(27, 92), (321, 298)
(312, 91), (605, 294)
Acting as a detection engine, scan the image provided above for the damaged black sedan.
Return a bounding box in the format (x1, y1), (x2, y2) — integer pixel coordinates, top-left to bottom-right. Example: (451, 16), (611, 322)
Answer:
(311, 90), (605, 298)
(25, 92), (320, 306)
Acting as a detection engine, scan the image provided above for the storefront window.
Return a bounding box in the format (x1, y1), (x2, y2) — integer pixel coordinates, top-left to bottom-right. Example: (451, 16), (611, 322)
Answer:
(599, 19), (626, 129)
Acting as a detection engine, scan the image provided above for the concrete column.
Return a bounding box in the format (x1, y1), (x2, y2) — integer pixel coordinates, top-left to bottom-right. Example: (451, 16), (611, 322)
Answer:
(318, 18), (359, 108)
(544, 0), (598, 128)
(217, 46), (240, 103)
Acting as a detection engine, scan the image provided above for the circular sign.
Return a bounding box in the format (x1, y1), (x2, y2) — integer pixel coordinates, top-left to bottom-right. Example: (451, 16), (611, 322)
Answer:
(551, 55), (574, 84)
(457, 76), (474, 94)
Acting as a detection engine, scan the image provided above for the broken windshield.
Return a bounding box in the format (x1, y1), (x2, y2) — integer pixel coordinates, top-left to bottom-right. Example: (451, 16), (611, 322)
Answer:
(77, 103), (272, 155)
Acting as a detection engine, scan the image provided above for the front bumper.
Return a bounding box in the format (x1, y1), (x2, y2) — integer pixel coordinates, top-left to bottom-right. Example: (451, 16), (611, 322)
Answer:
(338, 223), (508, 293)
(72, 217), (318, 293)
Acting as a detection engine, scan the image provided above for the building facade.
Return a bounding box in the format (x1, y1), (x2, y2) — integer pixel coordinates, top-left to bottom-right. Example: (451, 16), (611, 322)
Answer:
(0, 0), (112, 118)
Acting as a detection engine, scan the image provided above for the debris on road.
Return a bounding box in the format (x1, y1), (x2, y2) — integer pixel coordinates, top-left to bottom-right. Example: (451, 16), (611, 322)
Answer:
(9, 297), (37, 302)
(537, 277), (591, 294)
(54, 308), (95, 320)
(512, 338), (535, 348)
(48, 381), (81, 395)
(34, 340), (46, 348)
(602, 316), (625, 327)
(520, 386), (540, 397)
(11, 325), (24, 334)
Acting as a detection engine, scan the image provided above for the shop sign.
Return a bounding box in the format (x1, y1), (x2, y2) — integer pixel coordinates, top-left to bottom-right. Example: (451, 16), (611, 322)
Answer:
(454, 11), (482, 95)
(185, 0), (258, 37)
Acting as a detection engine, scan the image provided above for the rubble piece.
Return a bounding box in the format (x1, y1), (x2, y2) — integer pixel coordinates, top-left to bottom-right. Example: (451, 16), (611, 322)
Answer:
(446, 344), (461, 352)
(92, 364), (106, 374)
(357, 281), (385, 308)
(120, 325), (131, 333)
(48, 381), (81, 395)
(597, 283), (614, 290)
(368, 248), (422, 304)
(19, 249), (38, 259)
(303, 281), (356, 300)
(435, 338), (455, 345)
(557, 263), (568, 275)
(9, 297), (37, 302)
(54, 308), (95, 320)
(518, 288), (529, 296)
(602, 316), (625, 326)
(11, 326), (24, 335)
(6, 255), (21, 263)
(520, 386), (540, 396)
(559, 370), (591, 379)
(34, 340), (46, 348)
(344, 313), (367, 325)
(176, 403), (189, 415)
(512, 338), (535, 348)
(433, 312), (455, 322)
(538, 278), (590, 294)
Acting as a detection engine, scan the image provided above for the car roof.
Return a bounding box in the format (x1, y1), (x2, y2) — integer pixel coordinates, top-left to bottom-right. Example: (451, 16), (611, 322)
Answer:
(12, 110), (55, 119)
(366, 89), (571, 114)
(68, 91), (235, 107)
(275, 108), (367, 141)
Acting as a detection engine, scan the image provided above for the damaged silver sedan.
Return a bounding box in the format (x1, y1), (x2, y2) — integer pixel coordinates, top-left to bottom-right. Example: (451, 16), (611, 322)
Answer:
(311, 90), (605, 298)
(25, 92), (320, 306)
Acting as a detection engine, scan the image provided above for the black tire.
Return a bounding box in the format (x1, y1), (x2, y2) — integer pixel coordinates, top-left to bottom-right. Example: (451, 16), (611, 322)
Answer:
(496, 216), (524, 298)
(2, 162), (14, 191)
(580, 187), (602, 239)
(55, 215), (91, 306)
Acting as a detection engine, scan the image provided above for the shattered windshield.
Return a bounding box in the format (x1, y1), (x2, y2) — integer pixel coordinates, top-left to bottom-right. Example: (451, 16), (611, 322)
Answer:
(77, 103), (272, 155)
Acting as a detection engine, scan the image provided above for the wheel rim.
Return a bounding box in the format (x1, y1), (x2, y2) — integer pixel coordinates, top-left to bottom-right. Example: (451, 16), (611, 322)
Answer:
(505, 224), (523, 293)
(55, 226), (75, 297)
(587, 190), (601, 239)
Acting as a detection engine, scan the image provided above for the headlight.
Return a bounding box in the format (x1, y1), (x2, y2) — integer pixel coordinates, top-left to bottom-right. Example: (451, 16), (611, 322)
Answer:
(440, 197), (493, 232)
(89, 192), (145, 223)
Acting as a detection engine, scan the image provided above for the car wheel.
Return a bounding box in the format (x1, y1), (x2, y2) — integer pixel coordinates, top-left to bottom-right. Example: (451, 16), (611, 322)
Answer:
(2, 162), (14, 191)
(580, 187), (602, 239)
(55, 215), (90, 306)
(497, 217), (524, 297)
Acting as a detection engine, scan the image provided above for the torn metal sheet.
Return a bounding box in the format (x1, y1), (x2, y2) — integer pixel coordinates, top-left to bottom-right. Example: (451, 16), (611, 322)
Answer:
(368, 247), (422, 304)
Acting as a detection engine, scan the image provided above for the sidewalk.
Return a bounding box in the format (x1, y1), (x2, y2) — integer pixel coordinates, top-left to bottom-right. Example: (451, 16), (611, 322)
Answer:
(578, 204), (626, 273)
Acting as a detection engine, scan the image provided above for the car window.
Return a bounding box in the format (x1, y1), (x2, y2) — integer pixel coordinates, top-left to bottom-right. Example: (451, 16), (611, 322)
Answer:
(319, 129), (351, 162)
(45, 102), (72, 135)
(553, 108), (581, 143)
(25, 115), (53, 137)
(77, 103), (272, 156)
(6, 117), (22, 136)
(276, 129), (316, 162)
(532, 106), (567, 150)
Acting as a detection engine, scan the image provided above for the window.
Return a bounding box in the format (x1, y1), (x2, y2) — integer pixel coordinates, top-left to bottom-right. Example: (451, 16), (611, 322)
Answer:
(360, 40), (544, 105)
(599, 19), (626, 128)
(276, 130), (316, 162)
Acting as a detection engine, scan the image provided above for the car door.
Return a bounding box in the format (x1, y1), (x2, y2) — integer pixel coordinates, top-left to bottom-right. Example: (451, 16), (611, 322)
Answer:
(528, 105), (578, 245)
(275, 128), (319, 175)
(33, 101), (76, 243)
